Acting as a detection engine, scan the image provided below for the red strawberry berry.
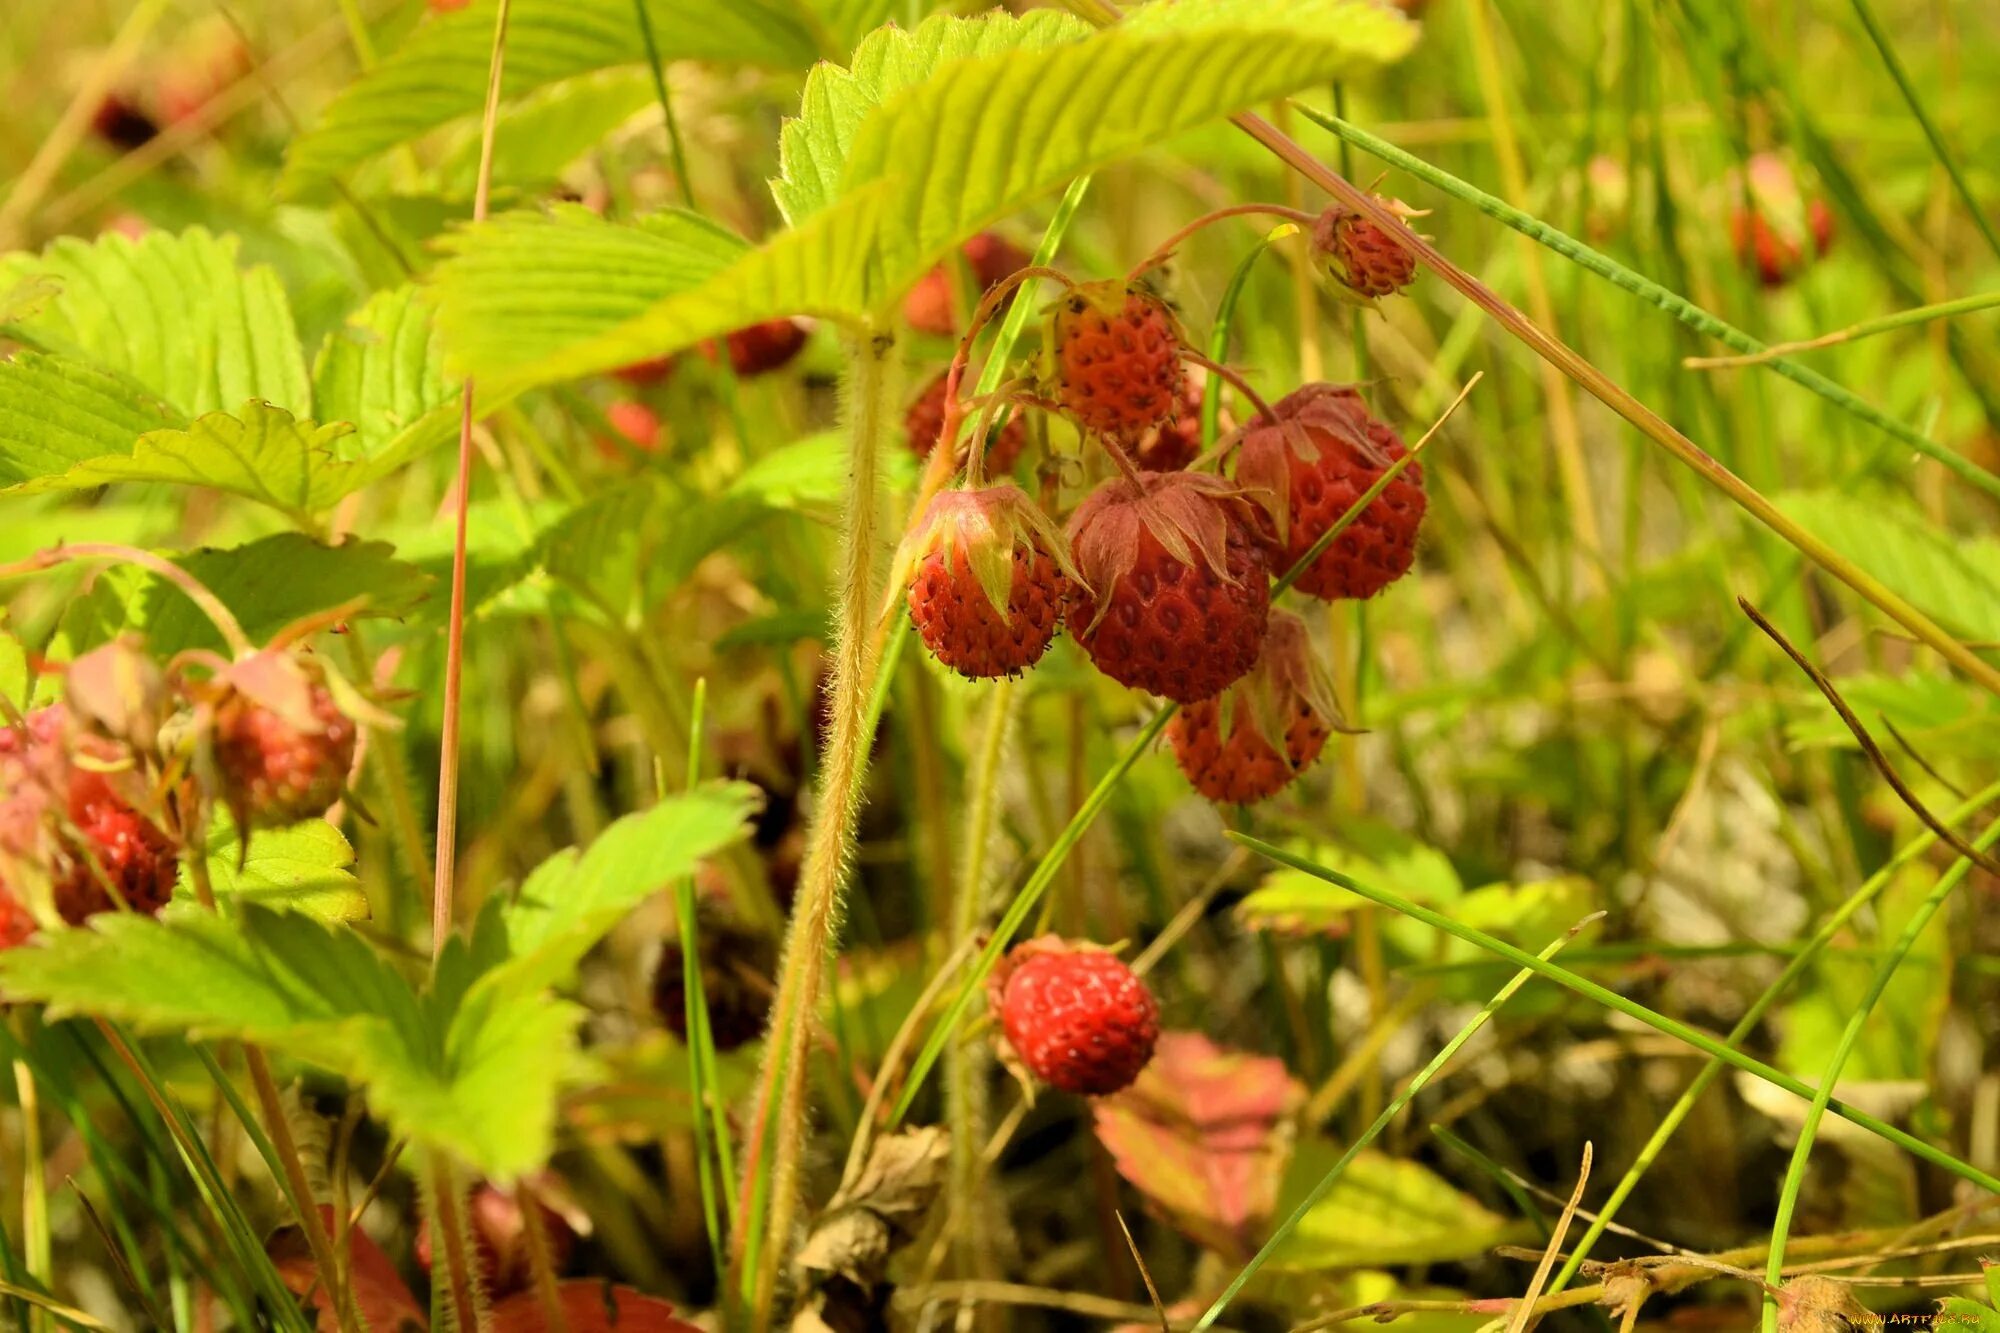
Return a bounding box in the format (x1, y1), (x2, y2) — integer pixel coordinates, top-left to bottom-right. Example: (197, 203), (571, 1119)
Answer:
(1065, 471), (1270, 703)
(992, 937), (1159, 1096)
(902, 371), (1027, 473)
(904, 232), (1032, 337)
(210, 655), (358, 828)
(904, 485), (1073, 679)
(1233, 383), (1425, 602)
(718, 319), (809, 377)
(1046, 279), (1186, 440)
(613, 356), (674, 386)
(1, 706), (177, 926)
(1730, 153), (1834, 287)
(1167, 612), (1339, 804)
(1312, 198), (1420, 302)
(603, 400), (662, 455)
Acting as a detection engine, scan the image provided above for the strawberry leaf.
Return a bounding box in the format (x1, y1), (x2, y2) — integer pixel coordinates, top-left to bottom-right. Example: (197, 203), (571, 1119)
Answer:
(0, 352), (189, 487)
(1, 402), (365, 524)
(1091, 1032), (1303, 1259)
(0, 229), (309, 418)
(425, 1), (1414, 388)
(280, 0), (819, 197)
(1265, 1143), (1523, 1271)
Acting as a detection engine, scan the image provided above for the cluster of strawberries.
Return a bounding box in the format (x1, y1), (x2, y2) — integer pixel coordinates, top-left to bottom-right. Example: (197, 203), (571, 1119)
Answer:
(902, 200), (1428, 810)
(0, 629), (361, 941)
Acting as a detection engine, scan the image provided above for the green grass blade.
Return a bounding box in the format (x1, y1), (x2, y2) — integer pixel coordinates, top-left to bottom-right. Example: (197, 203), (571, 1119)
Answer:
(1548, 775), (2000, 1293)
(1195, 917), (1591, 1329)
(1840, 0), (2000, 265)
(1761, 807), (2000, 1331)
(1229, 832), (2000, 1195)
(1291, 104), (2000, 505)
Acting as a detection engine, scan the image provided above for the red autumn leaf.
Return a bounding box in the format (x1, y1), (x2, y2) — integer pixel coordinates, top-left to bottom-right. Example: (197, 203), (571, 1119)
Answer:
(1090, 1031), (1304, 1260)
(487, 1281), (701, 1333)
(268, 1205), (427, 1333)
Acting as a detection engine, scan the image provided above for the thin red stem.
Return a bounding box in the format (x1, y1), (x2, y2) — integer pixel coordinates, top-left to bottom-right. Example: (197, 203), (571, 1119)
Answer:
(0, 544), (252, 657)
(1182, 349), (1277, 424)
(432, 0), (512, 958)
(1128, 203), (1317, 281)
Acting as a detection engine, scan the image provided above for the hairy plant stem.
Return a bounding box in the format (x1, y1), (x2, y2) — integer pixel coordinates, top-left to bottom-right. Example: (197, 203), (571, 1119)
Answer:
(739, 330), (897, 1331)
(946, 682), (1016, 1319)
(424, 1155), (482, 1332)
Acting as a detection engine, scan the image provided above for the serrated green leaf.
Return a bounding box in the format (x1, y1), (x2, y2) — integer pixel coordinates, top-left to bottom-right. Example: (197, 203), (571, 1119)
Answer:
(838, 0), (1417, 285)
(312, 285), (460, 473)
(3, 402), (364, 522)
(133, 534), (434, 656)
(178, 815), (369, 923)
(772, 9), (1088, 224)
(1940, 1299), (2000, 1333)
(1778, 490), (2000, 642)
(428, 1), (1412, 389)
(0, 907), (422, 1077)
(1782, 670), (2000, 759)
(281, 0), (819, 196)
(0, 229), (309, 417)
(485, 781), (761, 996)
(0, 352), (190, 487)
(429, 191), (878, 388)
(538, 475), (779, 614)
(1266, 1145), (1523, 1271)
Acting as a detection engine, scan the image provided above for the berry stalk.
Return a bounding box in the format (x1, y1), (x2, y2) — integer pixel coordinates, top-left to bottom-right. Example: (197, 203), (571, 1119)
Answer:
(1126, 202), (1316, 280)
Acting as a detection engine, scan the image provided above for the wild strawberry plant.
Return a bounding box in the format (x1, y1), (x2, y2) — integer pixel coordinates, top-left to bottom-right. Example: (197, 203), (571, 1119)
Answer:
(2, 2), (1999, 1331)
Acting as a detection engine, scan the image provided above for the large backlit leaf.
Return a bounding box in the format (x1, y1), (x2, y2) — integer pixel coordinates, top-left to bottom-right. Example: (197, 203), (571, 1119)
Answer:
(281, 0), (818, 195)
(427, 2), (1413, 387)
(0, 229), (309, 417)
(772, 9), (1087, 223)
(484, 781), (762, 996)
(180, 815), (370, 924)
(836, 0), (1418, 286)
(0, 352), (188, 487)
(144, 533), (433, 655)
(4, 402), (365, 522)
(311, 284), (461, 475)
(1092, 1032), (1303, 1260)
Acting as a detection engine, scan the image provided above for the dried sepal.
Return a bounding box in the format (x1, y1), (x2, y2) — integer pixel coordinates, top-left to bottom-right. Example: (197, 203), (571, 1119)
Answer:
(1232, 383), (1401, 547)
(898, 484), (1079, 625)
(1063, 471), (1261, 637)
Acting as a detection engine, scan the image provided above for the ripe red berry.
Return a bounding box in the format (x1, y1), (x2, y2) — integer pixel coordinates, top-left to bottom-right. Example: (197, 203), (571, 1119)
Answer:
(904, 232), (1032, 337)
(1233, 383), (1425, 602)
(1167, 612), (1339, 804)
(613, 356), (674, 386)
(1065, 471), (1270, 703)
(718, 318), (809, 377)
(603, 400), (662, 455)
(903, 371), (1027, 473)
(1046, 280), (1186, 440)
(904, 485), (1073, 679)
(210, 655), (357, 828)
(1, 706), (177, 926)
(1730, 153), (1834, 287)
(1312, 198), (1420, 302)
(993, 937), (1159, 1096)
